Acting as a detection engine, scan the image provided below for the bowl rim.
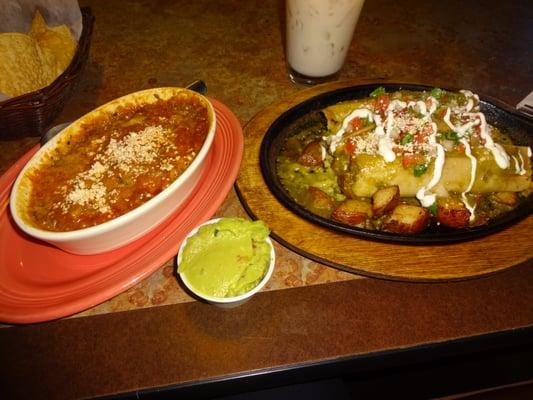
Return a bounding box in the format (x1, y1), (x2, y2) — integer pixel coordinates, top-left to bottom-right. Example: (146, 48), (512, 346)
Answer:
(9, 87), (216, 241)
(177, 217), (276, 304)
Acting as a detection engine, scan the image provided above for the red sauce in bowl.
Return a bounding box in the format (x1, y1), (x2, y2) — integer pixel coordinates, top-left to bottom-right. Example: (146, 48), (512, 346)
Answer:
(26, 92), (210, 232)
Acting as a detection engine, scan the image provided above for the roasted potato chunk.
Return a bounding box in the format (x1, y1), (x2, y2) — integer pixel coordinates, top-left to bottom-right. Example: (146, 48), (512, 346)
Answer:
(305, 187), (335, 218)
(337, 172), (356, 199)
(436, 198), (471, 228)
(491, 191), (519, 206)
(382, 204), (430, 234)
(298, 140), (323, 167)
(332, 199), (373, 226)
(372, 185), (400, 216)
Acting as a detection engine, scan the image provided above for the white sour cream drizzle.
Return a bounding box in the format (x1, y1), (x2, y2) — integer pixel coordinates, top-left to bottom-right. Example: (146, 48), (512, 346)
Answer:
(320, 143), (327, 162)
(443, 94), (509, 168)
(513, 147), (533, 175)
(416, 144), (446, 207)
(443, 107), (455, 131)
(464, 112), (510, 169)
(380, 98), (438, 162)
(328, 108), (374, 153)
(388, 99), (407, 111)
(375, 113), (396, 162)
(327, 90), (519, 219)
(406, 97), (438, 117)
(459, 138), (478, 220)
(440, 101), (511, 214)
(459, 89), (478, 112)
(443, 108), (480, 138)
(512, 152), (527, 176)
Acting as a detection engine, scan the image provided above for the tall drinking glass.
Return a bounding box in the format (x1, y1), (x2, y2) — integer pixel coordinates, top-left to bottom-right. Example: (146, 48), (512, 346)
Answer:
(286, 0), (365, 85)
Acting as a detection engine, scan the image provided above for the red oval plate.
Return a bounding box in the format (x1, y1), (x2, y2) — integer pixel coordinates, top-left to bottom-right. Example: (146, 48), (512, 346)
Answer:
(0, 99), (243, 324)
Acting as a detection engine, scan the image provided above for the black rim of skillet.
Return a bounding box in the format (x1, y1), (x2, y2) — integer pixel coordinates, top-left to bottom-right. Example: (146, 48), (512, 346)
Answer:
(259, 82), (533, 244)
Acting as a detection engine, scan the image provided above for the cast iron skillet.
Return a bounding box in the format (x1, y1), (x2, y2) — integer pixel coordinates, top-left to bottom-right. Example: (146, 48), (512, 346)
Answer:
(260, 83), (533, 244)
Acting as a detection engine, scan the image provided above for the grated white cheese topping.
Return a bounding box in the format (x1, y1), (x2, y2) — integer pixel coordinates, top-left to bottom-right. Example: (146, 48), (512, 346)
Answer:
(61, 125), (178, 214)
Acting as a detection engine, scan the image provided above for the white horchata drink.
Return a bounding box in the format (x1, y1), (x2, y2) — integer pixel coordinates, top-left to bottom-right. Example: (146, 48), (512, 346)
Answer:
(286, 0), (365, 85)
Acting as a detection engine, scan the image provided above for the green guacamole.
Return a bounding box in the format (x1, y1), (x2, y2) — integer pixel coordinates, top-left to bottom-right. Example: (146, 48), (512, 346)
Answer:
(178, 218), (271, 298)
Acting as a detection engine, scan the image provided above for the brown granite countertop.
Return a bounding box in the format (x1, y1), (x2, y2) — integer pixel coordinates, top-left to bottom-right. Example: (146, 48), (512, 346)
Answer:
(1, 0), (532, 398)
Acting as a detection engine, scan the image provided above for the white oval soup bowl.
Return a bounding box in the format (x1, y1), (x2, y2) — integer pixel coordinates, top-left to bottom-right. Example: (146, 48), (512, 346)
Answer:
(9, 87), (216, 255)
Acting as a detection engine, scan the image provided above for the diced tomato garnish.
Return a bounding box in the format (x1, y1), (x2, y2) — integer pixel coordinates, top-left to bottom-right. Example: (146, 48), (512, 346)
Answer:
(401, 153), (420, 168)
(437, 108), (448, 118)
(345, 138), (357, 154)
(414, 132), (427, 144)
(456, 143), (466, 153)
(375, 94), (390, 114)
(349, 117), (363, 131)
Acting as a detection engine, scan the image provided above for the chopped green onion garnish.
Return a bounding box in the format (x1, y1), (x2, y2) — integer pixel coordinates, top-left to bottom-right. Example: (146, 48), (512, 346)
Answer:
(427, 202), (437, 216)
(442, 131), (459, 143)
(370, 86), (386, 98)
(430, 88), (443, 98)
(401, 134), (414, 145)
(414, 163), (428, 177)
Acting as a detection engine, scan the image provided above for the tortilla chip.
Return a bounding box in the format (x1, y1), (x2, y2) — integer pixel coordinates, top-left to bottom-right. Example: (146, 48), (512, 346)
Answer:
(0, 10), (77, 99)
(29, 10), (77, 80)
(0, 33), (47, 97)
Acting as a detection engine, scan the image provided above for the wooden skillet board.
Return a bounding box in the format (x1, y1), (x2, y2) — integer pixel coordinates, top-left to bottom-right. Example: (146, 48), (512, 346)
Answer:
(236, 80), (533, 282)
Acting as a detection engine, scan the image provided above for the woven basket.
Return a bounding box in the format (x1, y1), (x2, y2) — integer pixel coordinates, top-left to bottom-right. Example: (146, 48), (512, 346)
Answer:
(0, 7), (94, 140)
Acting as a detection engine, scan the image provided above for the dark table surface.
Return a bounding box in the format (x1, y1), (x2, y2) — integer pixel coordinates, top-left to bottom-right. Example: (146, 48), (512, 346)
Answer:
(1, 0), (532, 399)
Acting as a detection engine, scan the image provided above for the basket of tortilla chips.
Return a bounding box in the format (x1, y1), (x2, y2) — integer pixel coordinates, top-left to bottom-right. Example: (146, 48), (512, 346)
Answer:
(0, 7), (93, 140)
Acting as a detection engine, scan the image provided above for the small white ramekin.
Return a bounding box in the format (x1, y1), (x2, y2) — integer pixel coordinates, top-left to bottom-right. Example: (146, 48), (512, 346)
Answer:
(177, 218), (275, 308)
